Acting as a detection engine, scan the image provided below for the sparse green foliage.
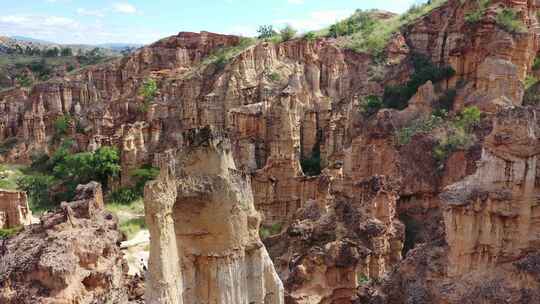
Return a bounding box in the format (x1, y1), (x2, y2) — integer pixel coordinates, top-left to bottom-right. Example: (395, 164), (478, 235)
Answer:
(130, 165), (160, 194)
(395, 115), (444, 146)
(109, 188), (140, 205)
(53, 115), (72, 139)
(383, 53), (455, 110)
(326, 1), (446, 55)
(60, 48), (73, 57)
(260, 223), (282, 239)
(138, 78), (158, 112)
(204, 37), (257, 70)
(280, 25), (297, 41)
(465, 0), (490, 24)
(359, 95), (383, 116)
(0, 137), (19, 155)
(524, 75), (539, 90)
(120, 217), (147, 239)
(0, 226), (22, 239)
(454, 106), (481, 132)
(267, 72), (280, 82)
(16, 75), (32, 87)
(17, 174), (55, 212)
(257, 25), (278, 39)
(533, 56), (540, 71)
(303, 32), (316, 41)
(496, 8), (526, 33)
(301, 144), (322, 177)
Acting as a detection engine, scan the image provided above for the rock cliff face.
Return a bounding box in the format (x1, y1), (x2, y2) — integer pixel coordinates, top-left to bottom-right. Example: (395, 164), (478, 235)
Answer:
(0, 182), (132, 304)
(0, 189), (33, 229)
(144, 127), (284, 304)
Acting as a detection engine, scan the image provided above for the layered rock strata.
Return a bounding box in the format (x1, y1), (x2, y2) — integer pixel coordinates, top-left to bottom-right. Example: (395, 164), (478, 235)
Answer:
(144, 127), (284, 304)
(0, 189), (33, 229)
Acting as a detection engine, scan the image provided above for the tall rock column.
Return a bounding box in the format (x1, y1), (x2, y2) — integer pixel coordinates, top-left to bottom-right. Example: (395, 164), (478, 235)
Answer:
(144, 161), (183, 304)
(144, 127), (284, 304)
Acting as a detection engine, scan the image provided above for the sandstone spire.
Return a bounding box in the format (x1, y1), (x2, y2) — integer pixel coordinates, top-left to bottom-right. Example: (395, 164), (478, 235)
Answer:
(144, 126), (284, 304)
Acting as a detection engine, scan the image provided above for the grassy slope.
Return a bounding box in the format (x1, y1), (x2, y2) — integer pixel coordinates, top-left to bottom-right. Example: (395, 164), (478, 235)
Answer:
(315, 0), (447, 55)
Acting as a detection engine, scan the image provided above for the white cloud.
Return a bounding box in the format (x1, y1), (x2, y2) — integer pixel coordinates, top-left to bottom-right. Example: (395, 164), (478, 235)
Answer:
(273, 10), (350, 32)
(77, 8), (105, 18)
(287, 0), (304, 4)
(0, 13), (163, 44)
(112, 2), (137, 14)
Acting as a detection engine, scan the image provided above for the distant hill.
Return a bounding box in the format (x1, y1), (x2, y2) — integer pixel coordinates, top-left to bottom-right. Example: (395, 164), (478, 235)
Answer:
(0, 36), (142, 55)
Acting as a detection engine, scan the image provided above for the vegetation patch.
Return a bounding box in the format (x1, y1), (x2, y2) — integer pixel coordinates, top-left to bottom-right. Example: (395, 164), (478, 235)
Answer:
(301, 143), (322, 177)
(120, 217), (147, 239)
(495, 7), (526, 34)
(203, 37), (257, 70)
(17, 141), (121, 212)
(395, 107), (481, 165)
(138, 78), (158, 112)
(464, 0), (490, 24)
(260, 223), (282, 239)
(382, 53), (455, 110)
(320, 0), (447, 55)
(359, 95), (383, 116)
(0, 226), (23, 239)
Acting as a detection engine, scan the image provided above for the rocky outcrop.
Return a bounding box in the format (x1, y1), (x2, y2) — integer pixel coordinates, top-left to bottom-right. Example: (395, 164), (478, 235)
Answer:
(265, 175), (403, 304)
(144, 127), (284, 304)
(0, 182), (131, 304)
(442, 107), (540, 276)
(0, 189), (33, 229)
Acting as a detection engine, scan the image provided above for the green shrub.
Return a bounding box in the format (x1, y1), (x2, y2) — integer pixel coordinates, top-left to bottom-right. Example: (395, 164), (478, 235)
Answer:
(16, 75), (33, 87)
(204, 37), (257, 70)
(257, 25), (278, 39)
(138, 78), (158, 112)
(260, 223), (282, 239)
(17, 174), (55, 212)
(109, 188), (139, 205)
(0, 226), (22, 239)
(53, 115), (72, 139)
(533, 57), (540, 71)
(280, 25), (297, 41)
(360, 95), (383, 116)
(382, 53), (455, 110)
(130, 165), (160, 194)
(0, 137), (19, 155)
(267, 72), (280, 82)
(53, 146), (120, 190)
(395, 115), (444, 146)
(301, 144), (322, 177)
(120, 217), (147, 239)
(496, 8), (526, 33)
(303, 32), (316, 41)
(454, 106), (481, 132)
(464, 0), (490, 24)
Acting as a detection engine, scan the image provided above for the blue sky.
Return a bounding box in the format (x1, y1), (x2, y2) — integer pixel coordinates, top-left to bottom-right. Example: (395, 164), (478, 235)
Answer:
(0, 0), (425, 45)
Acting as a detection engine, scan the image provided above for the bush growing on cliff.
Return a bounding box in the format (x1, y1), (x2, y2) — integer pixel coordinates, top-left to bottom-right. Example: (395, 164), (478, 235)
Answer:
(496, 8), (526, 34)
(301, 145), (322, 177)
(383, 53), (455, 110)
(464, 0), (490, 24)
(138, 78), (158, 112)
(257, 25), (278, 39)
(326, 0), (446, 55)
(280, 25), (297, 41)
(53, 115), (72, 140)
(359, 95), (383, 116)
